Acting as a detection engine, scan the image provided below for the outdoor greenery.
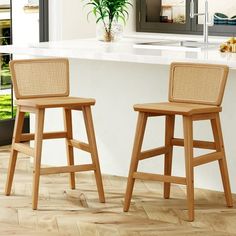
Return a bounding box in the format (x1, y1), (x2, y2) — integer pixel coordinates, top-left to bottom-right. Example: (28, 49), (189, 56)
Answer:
(0, 95), (29, 120)
(0, 22), (20, 124)
(85, 0), (132, 41)
(1, 66), (11, 89)
(0, 60), (13, 120)
(0, 95), (16, 120)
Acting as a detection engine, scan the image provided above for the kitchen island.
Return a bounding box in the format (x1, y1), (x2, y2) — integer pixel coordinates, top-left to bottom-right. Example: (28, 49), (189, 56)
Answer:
(1, 35), (236, 67)
(1, 35), (236, 193)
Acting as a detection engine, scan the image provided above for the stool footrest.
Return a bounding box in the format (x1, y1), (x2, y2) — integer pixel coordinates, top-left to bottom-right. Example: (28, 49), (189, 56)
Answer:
(20, 132), (67, 141)
(13, 143), (35, 157)
(133, 172), (187, 185)
(139, 146), (167, 160)
(40, 164), (96, 175)
(68, 139), (91, 153)
(192, 113), (217, 121)
(193, 151), (223, 167)
(172, 138), (216, 150)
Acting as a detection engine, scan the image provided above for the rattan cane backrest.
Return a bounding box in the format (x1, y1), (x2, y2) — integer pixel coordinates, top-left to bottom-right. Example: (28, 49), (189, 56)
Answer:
(169, 63), (229, 106)
(10, 58), (69, 99)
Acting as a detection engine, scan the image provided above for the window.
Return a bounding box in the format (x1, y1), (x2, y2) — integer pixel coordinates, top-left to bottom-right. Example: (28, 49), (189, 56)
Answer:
(196, 0), (236, 35)
(0, 0), (48, 145)
(137, 0), (236, 36)
(0, 1), (12, 123)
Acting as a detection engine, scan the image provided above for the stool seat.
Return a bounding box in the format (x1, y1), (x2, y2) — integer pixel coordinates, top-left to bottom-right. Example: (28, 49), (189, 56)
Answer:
(16, 97), (95, 108)
(134, 102), (222, 115)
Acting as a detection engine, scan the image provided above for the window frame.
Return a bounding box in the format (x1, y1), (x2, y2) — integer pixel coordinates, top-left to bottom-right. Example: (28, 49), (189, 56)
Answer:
(0, 0), (49, 146)
(137, 0), (236, 36)
(39, 0), (49, 42)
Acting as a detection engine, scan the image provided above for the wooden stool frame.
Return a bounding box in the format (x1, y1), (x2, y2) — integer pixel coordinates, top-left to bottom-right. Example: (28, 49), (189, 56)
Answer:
(123, 63), (233, 221)
(5, 58), (105, 209)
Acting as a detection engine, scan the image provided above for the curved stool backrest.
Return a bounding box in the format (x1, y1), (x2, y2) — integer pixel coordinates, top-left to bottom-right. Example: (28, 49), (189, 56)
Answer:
(169, 63), (229, 106)
(10, 58), (69, 99)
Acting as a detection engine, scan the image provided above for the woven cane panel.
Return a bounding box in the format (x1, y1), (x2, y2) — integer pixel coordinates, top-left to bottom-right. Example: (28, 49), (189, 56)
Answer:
(169, 63), (228, 106)
(11, 59), (69, 99)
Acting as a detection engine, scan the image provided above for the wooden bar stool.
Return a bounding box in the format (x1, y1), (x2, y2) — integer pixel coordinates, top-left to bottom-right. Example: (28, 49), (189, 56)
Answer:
(5, 58), (105, 209)
(124, 63), (233, 221)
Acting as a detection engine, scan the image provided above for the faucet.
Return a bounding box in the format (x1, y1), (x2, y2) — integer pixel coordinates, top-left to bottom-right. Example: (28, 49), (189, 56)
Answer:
(190, 0), (212, 44)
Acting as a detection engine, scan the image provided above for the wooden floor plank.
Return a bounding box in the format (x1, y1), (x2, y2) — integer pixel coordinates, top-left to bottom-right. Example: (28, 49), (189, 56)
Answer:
(0, 147), (236, 235)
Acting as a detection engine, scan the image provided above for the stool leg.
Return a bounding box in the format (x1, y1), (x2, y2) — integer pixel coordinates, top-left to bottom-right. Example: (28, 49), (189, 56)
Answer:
(64, 108), (76, 189)
(82, 106), (105, 203)
(124, 112), (148, 212)
(164, 115), (175, 199)
(183, 116), (194, 221)
(32, 109), (45, 210)
(5, 108), (25, 196)
(211, 114), (233, 207)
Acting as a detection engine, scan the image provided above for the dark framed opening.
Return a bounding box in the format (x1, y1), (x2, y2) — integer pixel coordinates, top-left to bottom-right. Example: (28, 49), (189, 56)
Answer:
(137, 0), (236, 36)
(138, 0), (191, 34)
(0, 0), (49, 146)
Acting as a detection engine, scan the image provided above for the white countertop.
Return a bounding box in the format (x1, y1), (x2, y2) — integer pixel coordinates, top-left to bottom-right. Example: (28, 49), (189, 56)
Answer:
(1, 33), (236, 68)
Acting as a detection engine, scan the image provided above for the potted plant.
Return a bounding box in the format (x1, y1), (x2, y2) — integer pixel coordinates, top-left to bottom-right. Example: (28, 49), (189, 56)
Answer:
(84, 0), (132, 42)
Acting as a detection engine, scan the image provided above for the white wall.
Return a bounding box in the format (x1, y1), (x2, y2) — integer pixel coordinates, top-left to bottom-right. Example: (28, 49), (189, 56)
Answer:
(12, 0), (39, 44)
(49, 0), (135, 41)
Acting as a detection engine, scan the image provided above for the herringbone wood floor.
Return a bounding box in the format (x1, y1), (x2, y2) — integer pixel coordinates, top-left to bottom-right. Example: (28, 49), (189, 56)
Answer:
(0, 147), (236, 235)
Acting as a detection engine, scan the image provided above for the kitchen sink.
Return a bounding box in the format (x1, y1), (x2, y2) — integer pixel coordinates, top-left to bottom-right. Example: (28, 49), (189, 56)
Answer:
(180, 40), (219, 48)
(133, 40), (219, 52)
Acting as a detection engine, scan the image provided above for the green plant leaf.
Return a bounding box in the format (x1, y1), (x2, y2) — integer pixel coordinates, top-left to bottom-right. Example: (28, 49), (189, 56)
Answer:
(82, 0), (133, 25)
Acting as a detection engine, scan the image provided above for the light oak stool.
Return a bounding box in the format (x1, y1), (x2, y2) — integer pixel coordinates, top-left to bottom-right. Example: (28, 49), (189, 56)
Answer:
(124, 63), (233, 221)
(5, 58), (105, 209)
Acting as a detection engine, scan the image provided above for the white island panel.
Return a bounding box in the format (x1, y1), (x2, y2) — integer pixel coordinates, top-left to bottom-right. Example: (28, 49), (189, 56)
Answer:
(1, 36), (236, 194)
